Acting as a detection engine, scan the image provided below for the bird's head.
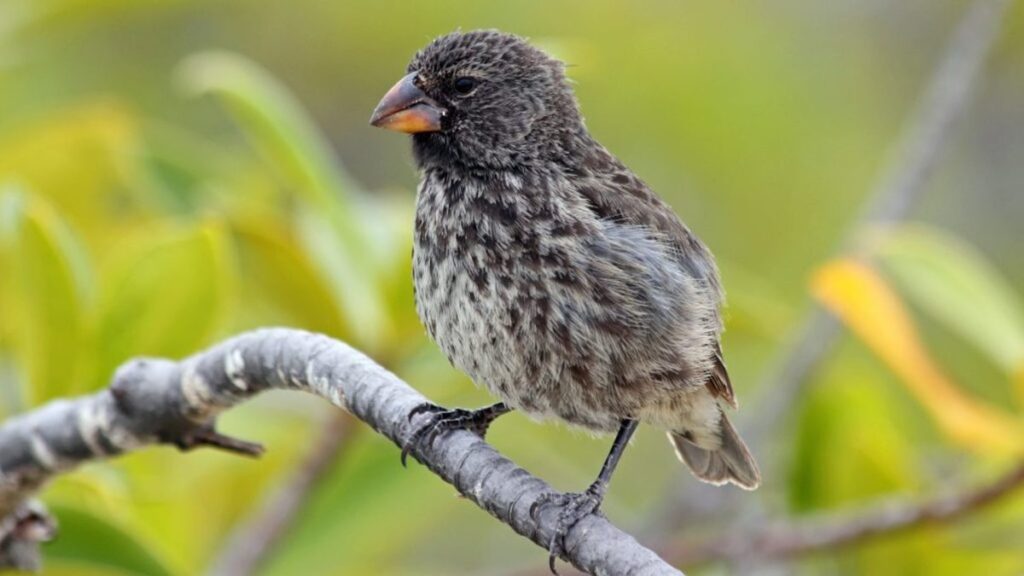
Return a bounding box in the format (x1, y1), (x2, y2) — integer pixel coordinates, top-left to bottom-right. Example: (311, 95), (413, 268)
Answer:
(370, 30), (583, 170)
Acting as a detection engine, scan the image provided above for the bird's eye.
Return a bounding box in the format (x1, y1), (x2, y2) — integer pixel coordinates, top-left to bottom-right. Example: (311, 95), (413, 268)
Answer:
(452, 76), (478, 95)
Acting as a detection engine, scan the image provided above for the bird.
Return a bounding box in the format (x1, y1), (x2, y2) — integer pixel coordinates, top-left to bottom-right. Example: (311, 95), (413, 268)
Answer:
(370, 29), (760, 569)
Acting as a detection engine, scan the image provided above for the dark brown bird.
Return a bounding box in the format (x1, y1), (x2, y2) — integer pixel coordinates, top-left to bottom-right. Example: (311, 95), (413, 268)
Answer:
(371, 29), (759, 568)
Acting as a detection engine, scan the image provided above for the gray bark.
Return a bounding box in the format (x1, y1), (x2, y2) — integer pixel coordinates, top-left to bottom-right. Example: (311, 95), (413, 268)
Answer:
(0, 328), (681, 575)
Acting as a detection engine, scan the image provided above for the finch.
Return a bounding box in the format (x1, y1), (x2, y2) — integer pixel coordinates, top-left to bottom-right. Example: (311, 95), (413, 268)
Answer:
(371, 29), (759, 567)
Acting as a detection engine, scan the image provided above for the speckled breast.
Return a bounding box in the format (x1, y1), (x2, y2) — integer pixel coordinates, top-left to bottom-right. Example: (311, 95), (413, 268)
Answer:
(411, 171), (556, 416)
(409, 167), (715, 433)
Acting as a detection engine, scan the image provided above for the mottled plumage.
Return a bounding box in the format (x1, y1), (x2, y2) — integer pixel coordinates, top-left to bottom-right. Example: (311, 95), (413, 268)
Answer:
(371, 28), (759, 567)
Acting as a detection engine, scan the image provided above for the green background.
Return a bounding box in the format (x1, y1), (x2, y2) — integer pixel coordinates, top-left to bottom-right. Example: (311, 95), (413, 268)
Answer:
(1, 1), (1023, 574)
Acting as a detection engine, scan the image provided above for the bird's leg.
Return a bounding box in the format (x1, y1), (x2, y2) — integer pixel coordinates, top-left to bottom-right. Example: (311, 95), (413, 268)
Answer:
(400, 402), (512, 467)
(531, 419), (639, 575)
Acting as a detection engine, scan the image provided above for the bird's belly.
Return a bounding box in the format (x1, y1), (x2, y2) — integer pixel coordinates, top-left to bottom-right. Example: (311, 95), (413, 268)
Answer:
(414, 255), (512, 391)
(413, 249), (628, 432)
(410, 189), (722, 434)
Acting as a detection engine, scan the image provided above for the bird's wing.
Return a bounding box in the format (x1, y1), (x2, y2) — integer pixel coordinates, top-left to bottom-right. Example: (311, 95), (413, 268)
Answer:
(572, 146), (722, 294)
(572, 145), (736, 401)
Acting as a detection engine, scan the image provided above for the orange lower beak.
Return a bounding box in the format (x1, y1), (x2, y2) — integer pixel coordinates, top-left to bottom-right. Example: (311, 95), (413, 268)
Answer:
(370, 72), (444, 134)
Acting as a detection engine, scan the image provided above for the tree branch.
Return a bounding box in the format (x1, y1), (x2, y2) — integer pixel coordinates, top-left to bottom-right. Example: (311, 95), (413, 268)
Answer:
(0, 328), (681, 575)
(666, 460), (1024, 565)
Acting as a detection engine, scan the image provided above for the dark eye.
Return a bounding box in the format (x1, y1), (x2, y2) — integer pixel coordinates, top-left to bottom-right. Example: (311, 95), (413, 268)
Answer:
(452, 76), (478, 95)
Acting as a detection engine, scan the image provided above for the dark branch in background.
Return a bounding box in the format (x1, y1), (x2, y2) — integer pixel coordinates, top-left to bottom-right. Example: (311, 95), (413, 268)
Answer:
(746, 0), (1014, 452)
(665, 461), (1024, 565)
(0, 329), (681, 575)
(208, 412), (360, 576)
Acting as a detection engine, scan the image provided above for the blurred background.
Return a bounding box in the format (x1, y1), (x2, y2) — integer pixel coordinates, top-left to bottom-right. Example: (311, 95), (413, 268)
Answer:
(1, 0), (1023, 574)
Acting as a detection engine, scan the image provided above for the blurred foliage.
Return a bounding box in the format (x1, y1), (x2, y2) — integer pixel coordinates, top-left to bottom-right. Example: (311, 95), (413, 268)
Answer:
(813, 256), (1024, 454)
(0, 1), (1022, 575)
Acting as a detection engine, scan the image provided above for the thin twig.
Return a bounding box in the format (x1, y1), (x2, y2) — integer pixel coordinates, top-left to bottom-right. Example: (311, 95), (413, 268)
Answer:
(208, 412), (361, 576)
(665, 461), (1024, 565)
(0, 328), (681, 575)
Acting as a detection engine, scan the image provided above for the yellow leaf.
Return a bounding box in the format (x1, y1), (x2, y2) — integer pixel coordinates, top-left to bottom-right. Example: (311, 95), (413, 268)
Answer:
(230, 216), (347, 338)
(1, 190), (89, 406)
(91, 220), (232, 388)
(0, 100), (154, 247)
(811, 258), (1024, 455)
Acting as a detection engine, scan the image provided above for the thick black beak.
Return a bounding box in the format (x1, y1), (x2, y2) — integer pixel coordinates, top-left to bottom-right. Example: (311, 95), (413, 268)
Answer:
(369, 72), (444, 133)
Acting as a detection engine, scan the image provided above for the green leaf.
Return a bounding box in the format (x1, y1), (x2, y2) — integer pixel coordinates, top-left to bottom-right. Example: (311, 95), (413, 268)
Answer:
(92, 221), (230, 385)
(261, 435), (453, 575)
(295, 206), (388, 348)
(790, 344), (920, 512)
(0, 186), (89, 405)
(0, 101), (148, 247)
(231, 217), (346, 337)
(43, 503), (178, 576)
(177, 51), (388, 350)
(358, 195), (422, 346)
(873, 224), (1024, 376)
(176, 51), (361, 234)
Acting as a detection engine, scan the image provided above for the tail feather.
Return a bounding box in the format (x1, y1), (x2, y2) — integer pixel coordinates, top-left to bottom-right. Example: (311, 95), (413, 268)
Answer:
(669, 412), (760, 490)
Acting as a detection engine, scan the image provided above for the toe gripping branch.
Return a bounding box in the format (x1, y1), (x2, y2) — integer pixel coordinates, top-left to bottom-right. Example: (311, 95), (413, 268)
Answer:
(400, 402), (511, 467)
(530, 483), (607, 575)
(529, 419), (640, 574)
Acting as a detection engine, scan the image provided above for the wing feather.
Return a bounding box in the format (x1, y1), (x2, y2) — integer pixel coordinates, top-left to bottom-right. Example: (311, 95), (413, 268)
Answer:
(706, 344), (737, 409)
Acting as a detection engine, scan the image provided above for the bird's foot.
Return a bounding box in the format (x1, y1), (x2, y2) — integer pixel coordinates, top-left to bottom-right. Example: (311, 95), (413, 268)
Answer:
(530, 485), (606, 574)
(400, 402), (507, 467)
